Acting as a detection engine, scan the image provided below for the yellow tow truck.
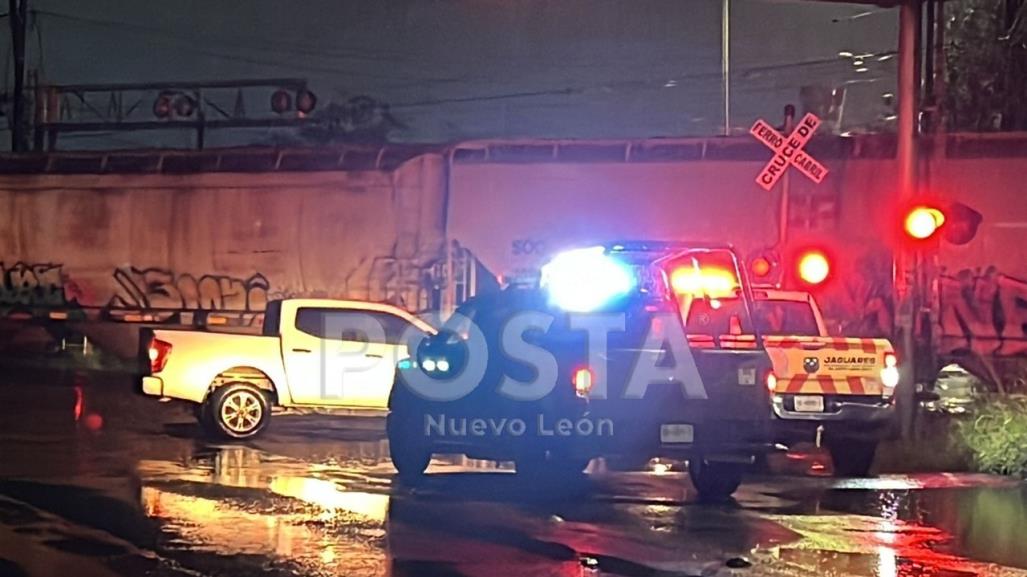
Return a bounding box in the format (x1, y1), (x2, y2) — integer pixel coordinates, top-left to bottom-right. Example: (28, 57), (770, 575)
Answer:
(670, 271), (899, 476)
(751, 287), (899, 476)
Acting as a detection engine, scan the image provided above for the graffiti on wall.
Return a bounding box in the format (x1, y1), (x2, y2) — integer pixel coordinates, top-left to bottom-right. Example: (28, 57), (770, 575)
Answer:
(0, 261), (79, 310)
(108, 267), (270, 313)
(938, 267), (1027, 356)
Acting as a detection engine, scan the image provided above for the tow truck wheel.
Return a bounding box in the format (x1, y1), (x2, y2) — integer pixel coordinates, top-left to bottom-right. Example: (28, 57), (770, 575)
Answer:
(827, 439), (878, 477)
(688, 457), (744, 502)
(387, 412), (432, 485)
(201, 382), (270, 440)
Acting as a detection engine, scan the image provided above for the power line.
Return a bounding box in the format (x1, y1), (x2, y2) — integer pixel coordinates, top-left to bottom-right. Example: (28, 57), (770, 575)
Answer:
(34, 9), (414, 64)
(35, 9), (466, 84)
(24, 6), (895, 142)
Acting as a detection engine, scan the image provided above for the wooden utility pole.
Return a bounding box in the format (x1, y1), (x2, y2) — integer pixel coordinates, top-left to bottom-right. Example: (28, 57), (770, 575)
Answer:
(8, 0), (28, 152)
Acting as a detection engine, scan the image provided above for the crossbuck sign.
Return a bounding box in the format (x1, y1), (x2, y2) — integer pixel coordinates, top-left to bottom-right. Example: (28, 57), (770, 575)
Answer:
(749, 113), (829, 191)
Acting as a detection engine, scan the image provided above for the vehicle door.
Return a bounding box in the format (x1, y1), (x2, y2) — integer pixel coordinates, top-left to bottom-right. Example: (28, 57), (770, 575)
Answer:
(282, 307), (425, 407)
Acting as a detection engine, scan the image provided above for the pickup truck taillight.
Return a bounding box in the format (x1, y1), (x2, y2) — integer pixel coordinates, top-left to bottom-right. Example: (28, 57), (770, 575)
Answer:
(573, 367), (593, 398)
(148, 339), (173, 373)
(881, 352), (899, 389)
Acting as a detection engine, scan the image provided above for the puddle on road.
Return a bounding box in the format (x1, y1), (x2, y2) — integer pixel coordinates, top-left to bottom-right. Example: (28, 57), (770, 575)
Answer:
(761, 476), (1027, 573)
(132, 445), (1027, 577)
(138, 445), (394, 577)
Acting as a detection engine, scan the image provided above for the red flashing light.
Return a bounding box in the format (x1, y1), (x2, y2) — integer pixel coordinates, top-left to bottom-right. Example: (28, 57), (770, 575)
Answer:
(751, 256), (772, 278)
(797, 251), (830, 285)
(669, 266), (739, 298)
(905, 206), (945, 240)
(573, 367), (593, 398)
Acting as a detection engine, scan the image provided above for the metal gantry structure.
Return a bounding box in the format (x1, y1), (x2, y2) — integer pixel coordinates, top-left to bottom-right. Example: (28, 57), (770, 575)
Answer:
(30, 78), (319, 151)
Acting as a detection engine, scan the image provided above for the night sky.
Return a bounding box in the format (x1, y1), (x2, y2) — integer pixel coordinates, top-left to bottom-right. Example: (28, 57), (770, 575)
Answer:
(1, 0), (898, 148)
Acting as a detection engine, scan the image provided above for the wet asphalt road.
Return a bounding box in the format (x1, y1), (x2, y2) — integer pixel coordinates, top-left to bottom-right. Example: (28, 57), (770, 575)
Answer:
(1, 372), (1026, 577)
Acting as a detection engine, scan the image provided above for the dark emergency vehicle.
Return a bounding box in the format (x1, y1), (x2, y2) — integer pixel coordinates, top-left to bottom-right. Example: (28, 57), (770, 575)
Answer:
(387, 242), (774, 500)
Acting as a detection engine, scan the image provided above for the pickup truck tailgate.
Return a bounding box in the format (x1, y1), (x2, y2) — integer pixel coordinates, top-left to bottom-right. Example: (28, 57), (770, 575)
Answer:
(587, 330), (772, 454)
(764, 336), (894, 395)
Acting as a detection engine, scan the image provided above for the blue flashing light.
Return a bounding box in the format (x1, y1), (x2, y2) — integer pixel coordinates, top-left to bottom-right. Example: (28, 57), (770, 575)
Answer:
(540, 247), (636, 312)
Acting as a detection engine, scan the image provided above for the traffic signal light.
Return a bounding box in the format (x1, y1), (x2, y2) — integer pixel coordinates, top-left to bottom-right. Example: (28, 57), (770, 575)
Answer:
(796, 249), (831, 286)
(746, 250), (779, 283)
(905, 206), (945, 240)
(751, 256), (773, 278)
(902, 202), (981, 245)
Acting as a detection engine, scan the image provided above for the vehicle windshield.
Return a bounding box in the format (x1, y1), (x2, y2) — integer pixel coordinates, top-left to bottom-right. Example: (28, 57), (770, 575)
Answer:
(752, 300), (821, 336)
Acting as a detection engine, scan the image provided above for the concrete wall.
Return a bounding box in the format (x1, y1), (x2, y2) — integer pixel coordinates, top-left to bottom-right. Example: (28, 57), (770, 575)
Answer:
(0, 154), (448, 322)
(3, 134), (1027, 361)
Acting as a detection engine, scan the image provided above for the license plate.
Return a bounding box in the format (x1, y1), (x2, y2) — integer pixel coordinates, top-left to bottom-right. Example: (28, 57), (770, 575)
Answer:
(794, 395), (825, 412)
(738, 367), (756, 385)
(660, 424), (694, 444)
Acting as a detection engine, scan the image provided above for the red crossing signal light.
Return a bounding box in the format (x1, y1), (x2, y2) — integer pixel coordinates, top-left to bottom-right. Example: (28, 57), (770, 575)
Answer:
(905, 206), (946, 240)
(902, 202), (982, 245)
(796, 250), (830, 286)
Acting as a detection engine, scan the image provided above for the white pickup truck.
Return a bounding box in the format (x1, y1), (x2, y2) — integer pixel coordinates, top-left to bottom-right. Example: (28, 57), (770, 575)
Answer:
(140, 299), (435, 439)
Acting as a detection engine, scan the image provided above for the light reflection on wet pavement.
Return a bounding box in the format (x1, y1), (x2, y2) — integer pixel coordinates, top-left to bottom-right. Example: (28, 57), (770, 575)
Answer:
(1, 377), (1026, 577)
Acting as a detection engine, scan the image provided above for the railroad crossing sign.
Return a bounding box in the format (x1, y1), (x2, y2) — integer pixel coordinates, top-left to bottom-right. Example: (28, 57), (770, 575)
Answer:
(749, 112), (829, 191)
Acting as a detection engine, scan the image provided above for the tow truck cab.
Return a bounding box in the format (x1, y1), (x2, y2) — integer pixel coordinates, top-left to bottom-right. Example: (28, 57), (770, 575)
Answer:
(387, 242), (773, 500)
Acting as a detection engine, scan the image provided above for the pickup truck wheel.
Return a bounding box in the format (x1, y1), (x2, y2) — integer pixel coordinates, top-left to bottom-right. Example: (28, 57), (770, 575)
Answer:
(387, 413), (431, 485)
(827, 439), (877, 477)
(688, 458), (744, 502)
(203, 383), (270, 440)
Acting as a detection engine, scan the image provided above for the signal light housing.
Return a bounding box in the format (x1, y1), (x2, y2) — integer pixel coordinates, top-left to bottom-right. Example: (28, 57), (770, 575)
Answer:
(153, 93), (173, 119)
(296, 89), (318, 114)
(901, 202), (981, 245)
(751, 256), (772, 278)
(271, 89), (293, 114)
(942, 202), (982, 245)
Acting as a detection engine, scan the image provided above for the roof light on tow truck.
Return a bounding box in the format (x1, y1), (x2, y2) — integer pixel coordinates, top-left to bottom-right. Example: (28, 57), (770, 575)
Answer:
(668, 266), (739, 299)
(541, 247), (635, 312)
